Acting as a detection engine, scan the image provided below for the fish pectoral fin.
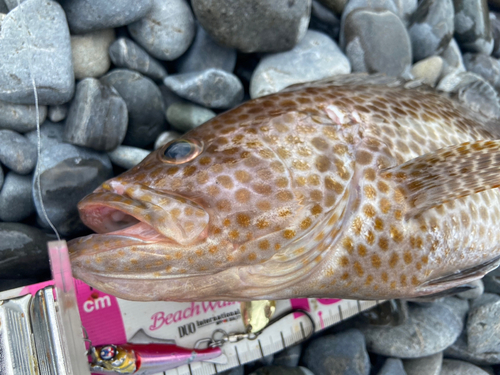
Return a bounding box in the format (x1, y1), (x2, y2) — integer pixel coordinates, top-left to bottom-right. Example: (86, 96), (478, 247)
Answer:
(380, 140), (500, 218)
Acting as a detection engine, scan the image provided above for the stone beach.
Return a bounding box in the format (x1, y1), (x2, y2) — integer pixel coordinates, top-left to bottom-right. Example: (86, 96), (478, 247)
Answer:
(2, 0), (500, 374)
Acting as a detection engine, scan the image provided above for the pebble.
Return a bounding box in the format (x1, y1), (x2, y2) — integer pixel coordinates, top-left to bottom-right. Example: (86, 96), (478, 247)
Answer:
(0, 171), (34, 222)
(48, 105), (68, 123)
(317, 0), (347, 14)
(359, 297), (467, 358)
(33, 143), (113, 236)
(440, 38), (466, 78)
(272, 344), (302, 367)
(25, 121), (64, 150)
(108, 146), (150, 169)
(154, 131), (181, 150)
(466, 293), (500, 354)
(0, 164), (3, 190)
(60, 0), (153, 34)
(192, 0), (311, 53)
(164, 69), (244, 109)
(309, 1), (341, 42)
(166, 103), (216, 132)
(71, 29), (116, 80)
(407, 0), (454, 61)
(128, 0), (195, 61)
(483, 272), (500, 294)
(176, 24), (237, 74)
(0, 0), (74, 105)
(0, 223), (52, 279)
(0, 130), (37, 174)
(377, 358), (406, 375)
(0, 101), (47, 133)
(457, 279), (484, 299)
(250, 30), (350, 98)
(64, 78), (128, 151)
(249, 367), (313, 375)
(101, 69), (166, 148)
(302, 329), (370, 375)
(403, 352), (442, 375)
(491, 12), (500, 58)
(440, 359), (490, 375)
(444, 331), (500, 365)
(109, 38), (167, 81)
(463, 53), (500, 91)
(343, 9), (411, 77)
(454, 0), (494, 54)
(410, 56), (443, 87)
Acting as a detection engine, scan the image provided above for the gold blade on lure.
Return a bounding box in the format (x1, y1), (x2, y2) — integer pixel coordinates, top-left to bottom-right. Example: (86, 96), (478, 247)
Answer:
(241, 300), (276, 333)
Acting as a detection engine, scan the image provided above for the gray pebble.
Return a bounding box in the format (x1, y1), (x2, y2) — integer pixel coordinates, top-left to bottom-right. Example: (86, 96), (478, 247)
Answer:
(25, 121), (64, 150)
(483, 274), (500, 294)
(219, 366), (244, 375)
(403, 352), (442, 375)
(71, 29), (116, 80)
(64, 78), (128, 151)
(164, 69), (243, 109)
(439, 38), (466, 78)
(440, 359), (490, 375)
(154, 131), (181, 150)
(192, 0), (311, 53)
(467, 293), (500, 354)
(176, 24), (237, 74)
(491, 12), (500, 58)
(59, 0), (152, 34)
(166, 102), (215, 133)
(316, 0), (347, 15)
(0, 130), (37, 174)
(343, 8), (412, 77)
(454, 0), (494, 54)
(249, 366), (312, 375)
(109, 38), (167, 81)
(479, 366), (495, 375)
(302, 329), (370, 375)
(0, 164), (3, 190)
(377, 358), (407, 375)
(101, 69), (166, 148)
(128, 0), (195, 61)
(310, 1), (341, 41)
(359, 297), (466, 358)
(457, 279), (484, 299)
(410, 56), (443, 87)
(0, 0), (7, 12)
(0, 171), (34, 222)
(0, 223), (52, 279)
(408, 0), (454, 61)
(463, 53), (500, 91)
(250, 30), (350, 98)
(108, 146), (150, 169)
(33, 143), (112, 236)
(0, 101), (47, 133)
(48, 104), (68, 123)
(273, 344), (302, 367)
(0, 0), (74, 105)
(159, 85), (186, 109)
(444, 331), (500, 365)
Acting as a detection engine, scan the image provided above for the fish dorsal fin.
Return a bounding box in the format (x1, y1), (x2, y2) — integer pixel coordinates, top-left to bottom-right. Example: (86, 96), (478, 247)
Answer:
(380, 140), (500, 218)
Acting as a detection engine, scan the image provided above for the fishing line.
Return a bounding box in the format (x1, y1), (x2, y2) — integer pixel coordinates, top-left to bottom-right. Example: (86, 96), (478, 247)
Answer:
(17, 0), (61, 240)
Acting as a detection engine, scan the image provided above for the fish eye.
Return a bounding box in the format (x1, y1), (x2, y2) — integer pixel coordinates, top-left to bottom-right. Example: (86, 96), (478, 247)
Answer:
(161, 138), (203, 164)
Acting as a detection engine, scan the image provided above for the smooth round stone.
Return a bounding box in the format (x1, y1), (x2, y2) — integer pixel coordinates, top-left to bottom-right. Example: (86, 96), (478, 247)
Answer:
(403, 352), (442, 375)
(128, 0), (195, 61)
(440, 38), (466, 78)
(0, 1), (7, 12)
(164, 69), (243, 109)
(445, 331), (500, 365)
(317, 0), (348, 14)
(457, 279), (484, 299)
(0, 223), (52, 279)
(176, 24), (237, 74)
(0, 171), (34, 222)
(48, 104), (68, 123)
(491, 12), (500, 58)
(101, 69), (166, 148)
(250, 30), (350, 98)
(272, 344), (302, 367)
(192, 0), (311, 53)
(33, 143), (113, 236)
(25, 121), (64, 150)
(59, 0), (152, 34)
(309, 1), (341, 42)
(410, 56), (443, 86)
(249, 366), (312, 375)
(166, 102), (215, 132)
(108, 146), (150, 169)
(64, 78), (128, 151)
(454, 0), (494, 54)
(0, 0), (74, 105)
(0, 130), (37, 174)
(466, 293), (500, 354)
(440, 359), (490, 375)
(302, 329), (370, 375)
(408, 0), (454, 61)
(359, 298), (467, 358)
(343, 9), (412, 77)
(71, 29), (115, 80)
(463, 53), (500, 91)
(377, 358), (406, 375)
(109, 38), (167, 81)
(0, 101), (47, 133)
(154, 131), (181, 150)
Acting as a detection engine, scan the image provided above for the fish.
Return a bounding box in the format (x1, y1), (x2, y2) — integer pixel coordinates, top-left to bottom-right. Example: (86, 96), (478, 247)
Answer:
(69, 74), (500, 302)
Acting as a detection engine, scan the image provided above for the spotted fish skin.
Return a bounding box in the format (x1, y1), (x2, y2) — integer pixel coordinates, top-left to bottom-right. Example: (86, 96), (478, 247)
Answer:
(69, 74), (500, 301)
